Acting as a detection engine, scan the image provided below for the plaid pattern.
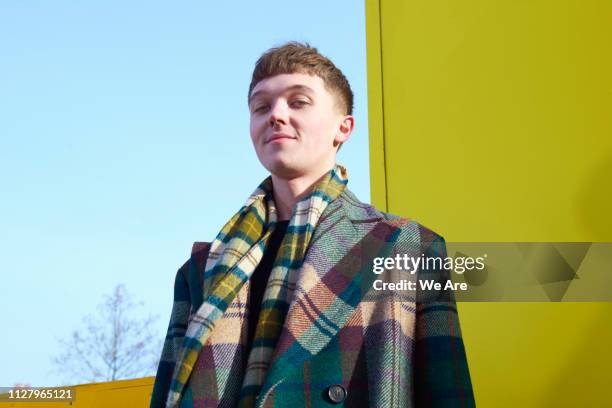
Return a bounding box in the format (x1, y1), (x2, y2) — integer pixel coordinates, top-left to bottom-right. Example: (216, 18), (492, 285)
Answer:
(164, 165), (348, 408)
(151, 184), (475, 407)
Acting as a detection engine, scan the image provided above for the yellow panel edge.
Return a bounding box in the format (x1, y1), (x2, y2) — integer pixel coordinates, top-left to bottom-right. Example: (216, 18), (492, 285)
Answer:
(365, 0), (387, 211)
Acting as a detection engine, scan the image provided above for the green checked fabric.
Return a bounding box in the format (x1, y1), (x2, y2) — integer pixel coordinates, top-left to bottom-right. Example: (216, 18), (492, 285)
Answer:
(166, 164), (349, 408)
(151, 164), (475, 408)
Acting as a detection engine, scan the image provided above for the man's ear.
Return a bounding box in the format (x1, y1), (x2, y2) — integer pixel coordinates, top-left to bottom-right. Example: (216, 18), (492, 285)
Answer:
(333, 115), (354, 148)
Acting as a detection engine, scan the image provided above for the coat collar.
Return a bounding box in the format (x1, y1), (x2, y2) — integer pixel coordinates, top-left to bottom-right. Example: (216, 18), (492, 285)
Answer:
(256, 189), (405, 405)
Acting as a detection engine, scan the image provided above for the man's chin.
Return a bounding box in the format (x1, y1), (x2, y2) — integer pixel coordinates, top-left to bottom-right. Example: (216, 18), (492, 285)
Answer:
(263, 160), (306, 180)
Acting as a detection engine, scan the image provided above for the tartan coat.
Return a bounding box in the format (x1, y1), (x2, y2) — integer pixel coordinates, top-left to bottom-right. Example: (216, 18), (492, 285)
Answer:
(151, 188), (475, 408)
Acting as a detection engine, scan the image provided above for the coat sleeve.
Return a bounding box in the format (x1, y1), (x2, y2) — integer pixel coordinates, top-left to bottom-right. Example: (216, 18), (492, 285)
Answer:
(150, 260), (191, 408)
(414, 234), (476, 407)
(150, 242), (211, 408)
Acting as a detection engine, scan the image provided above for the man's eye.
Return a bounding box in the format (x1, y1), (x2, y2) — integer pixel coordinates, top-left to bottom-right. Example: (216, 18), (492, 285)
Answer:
(291, 100), (308, 107)
(253, 105), (268, 113)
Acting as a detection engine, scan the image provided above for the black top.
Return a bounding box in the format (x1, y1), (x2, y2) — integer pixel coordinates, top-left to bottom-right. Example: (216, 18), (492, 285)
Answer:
(246, 220), (290, 354)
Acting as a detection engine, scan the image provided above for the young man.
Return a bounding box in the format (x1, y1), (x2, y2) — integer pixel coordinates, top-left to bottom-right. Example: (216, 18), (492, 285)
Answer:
(151, 42), (475, 408)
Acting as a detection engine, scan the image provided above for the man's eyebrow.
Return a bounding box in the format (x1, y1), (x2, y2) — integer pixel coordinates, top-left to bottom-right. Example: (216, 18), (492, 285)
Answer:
(249, 84), (315, 104)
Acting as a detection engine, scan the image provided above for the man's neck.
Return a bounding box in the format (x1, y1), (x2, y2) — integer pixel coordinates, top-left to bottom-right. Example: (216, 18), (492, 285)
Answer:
(271, 168), (333, 221)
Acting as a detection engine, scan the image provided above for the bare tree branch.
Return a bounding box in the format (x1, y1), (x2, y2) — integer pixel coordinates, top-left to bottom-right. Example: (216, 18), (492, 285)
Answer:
(51, 284), (163, 384)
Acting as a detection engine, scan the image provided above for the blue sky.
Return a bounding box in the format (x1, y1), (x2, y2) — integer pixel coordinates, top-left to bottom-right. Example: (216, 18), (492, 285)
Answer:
(0, 2), (370, 386)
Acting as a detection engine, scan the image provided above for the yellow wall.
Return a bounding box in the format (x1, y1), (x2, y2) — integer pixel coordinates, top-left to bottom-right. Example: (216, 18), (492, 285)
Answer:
(0, 378), (153, 408)
(366, 0), (612, 406)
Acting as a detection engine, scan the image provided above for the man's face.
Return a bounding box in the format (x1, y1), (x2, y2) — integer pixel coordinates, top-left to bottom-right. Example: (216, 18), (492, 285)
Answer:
(249, 72), (353, 180)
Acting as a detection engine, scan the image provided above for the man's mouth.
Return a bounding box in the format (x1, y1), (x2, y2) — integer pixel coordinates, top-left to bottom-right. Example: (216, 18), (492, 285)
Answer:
(266, 133), (296, 143)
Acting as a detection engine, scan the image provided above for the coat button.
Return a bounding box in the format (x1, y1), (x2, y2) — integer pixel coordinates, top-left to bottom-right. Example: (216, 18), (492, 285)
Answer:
(327, 384), (347, 404)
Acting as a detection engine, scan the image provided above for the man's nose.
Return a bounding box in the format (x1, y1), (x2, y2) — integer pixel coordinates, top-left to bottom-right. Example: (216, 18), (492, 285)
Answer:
(268, 101), (288, 126)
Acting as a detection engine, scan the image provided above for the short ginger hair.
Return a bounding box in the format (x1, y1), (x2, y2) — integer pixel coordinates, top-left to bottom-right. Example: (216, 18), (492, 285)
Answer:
(248, 41), (354, 116)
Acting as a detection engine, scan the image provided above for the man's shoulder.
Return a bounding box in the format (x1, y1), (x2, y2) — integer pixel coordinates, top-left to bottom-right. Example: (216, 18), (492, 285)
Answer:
(338, 188), (445, 244)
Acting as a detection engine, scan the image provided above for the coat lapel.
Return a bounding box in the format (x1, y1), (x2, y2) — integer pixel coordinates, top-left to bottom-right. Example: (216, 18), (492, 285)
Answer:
(256, 191), (404, 405)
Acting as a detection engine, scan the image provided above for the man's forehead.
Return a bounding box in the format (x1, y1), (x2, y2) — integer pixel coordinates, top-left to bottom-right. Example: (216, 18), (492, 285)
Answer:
(249, 73), (324, 101)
